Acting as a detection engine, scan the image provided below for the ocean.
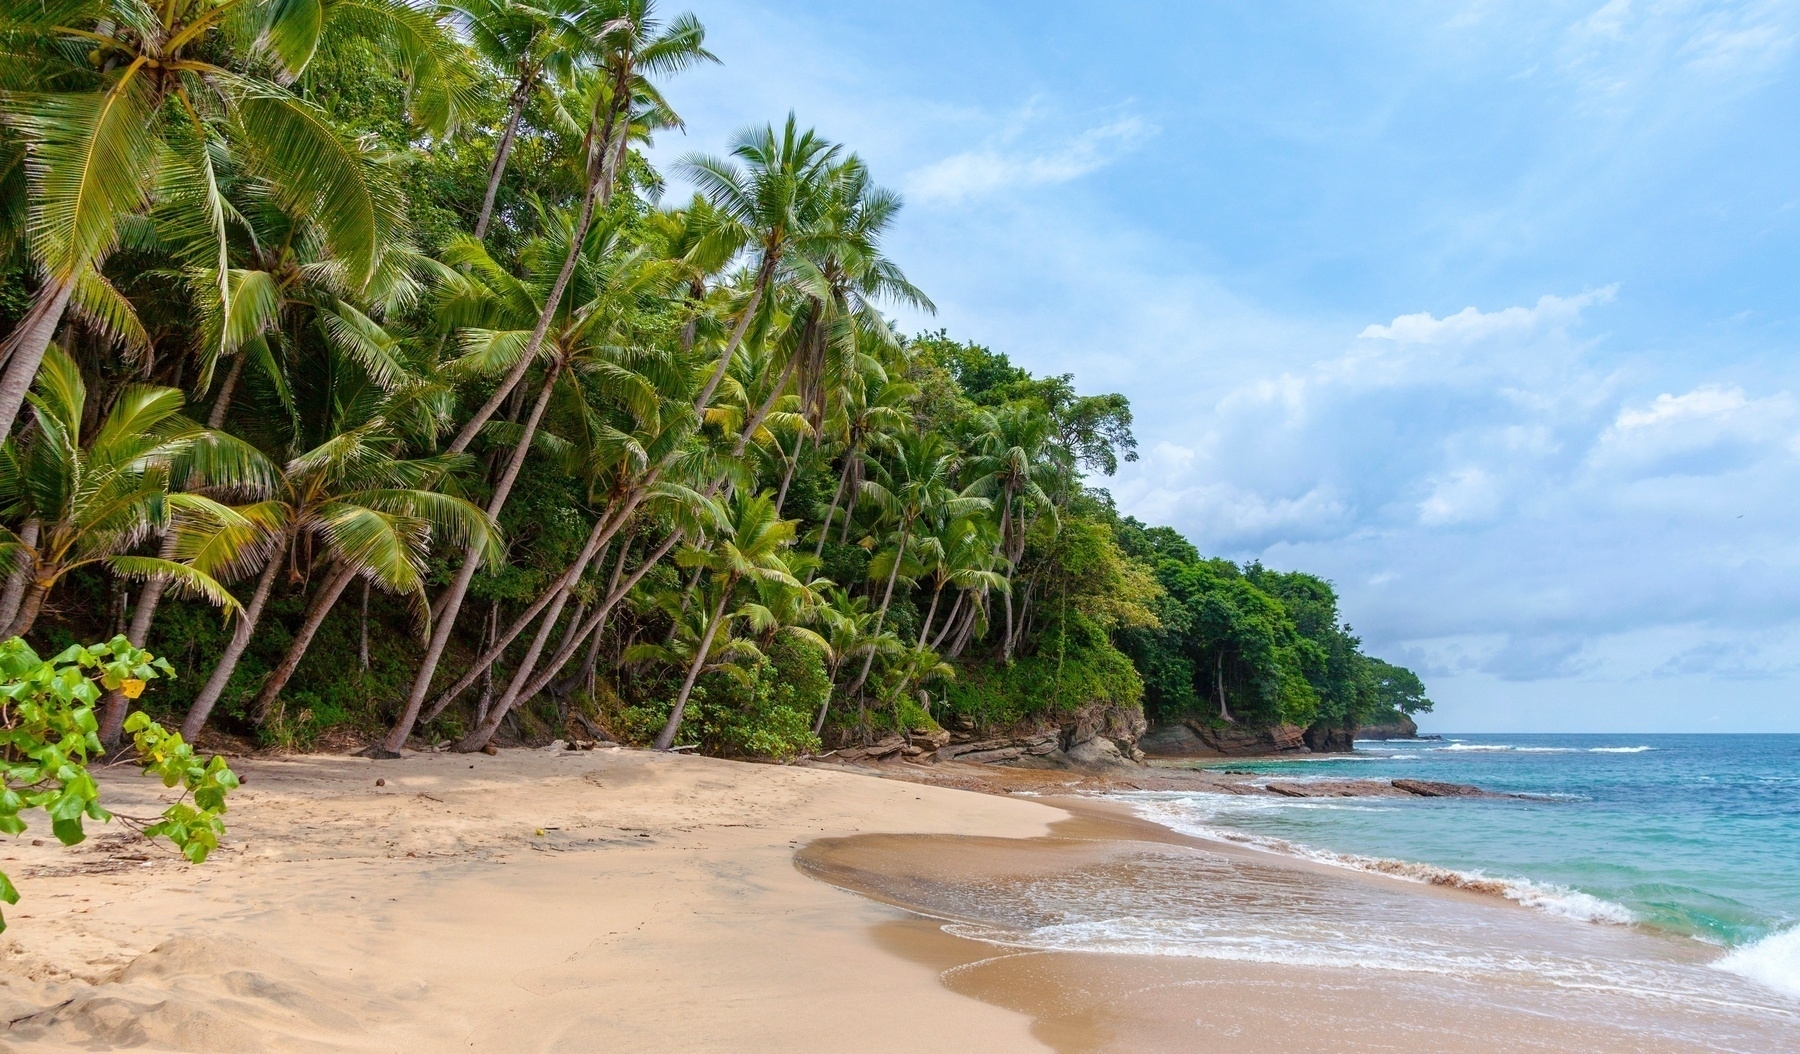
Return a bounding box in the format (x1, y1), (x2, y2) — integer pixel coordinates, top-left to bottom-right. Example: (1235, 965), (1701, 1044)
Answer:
(921, 732), (1800, 1042)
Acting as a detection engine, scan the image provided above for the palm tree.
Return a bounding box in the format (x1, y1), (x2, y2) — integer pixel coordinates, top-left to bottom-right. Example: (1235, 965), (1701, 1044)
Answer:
(812, 368), (913, 560)
(963, 402), (1064, 656)
(651, 490), (799, 750)
(0, 347), (252, 638)
(387, 2), (712, 756)
(676, 115), (844, 417)
(383, 217), (679, 753)
(179, 421), (499, 739)
(808, 585), (899, 735)
(0, 0), (462, 441)
(911, 516), (1007, 651)
(844, 433), (988, 699)
(450, 0), (592, 239)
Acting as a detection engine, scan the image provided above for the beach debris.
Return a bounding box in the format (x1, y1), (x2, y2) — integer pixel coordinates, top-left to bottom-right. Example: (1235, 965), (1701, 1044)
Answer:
(375, 779), (386, 787)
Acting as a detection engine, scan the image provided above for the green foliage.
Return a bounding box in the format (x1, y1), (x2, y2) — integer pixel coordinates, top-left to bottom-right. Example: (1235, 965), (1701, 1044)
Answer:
(0, 637), (236, 929)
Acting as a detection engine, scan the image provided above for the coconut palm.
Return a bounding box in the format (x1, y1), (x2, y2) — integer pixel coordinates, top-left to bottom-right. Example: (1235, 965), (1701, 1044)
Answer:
(0, 0), (465, 441)
(811, 367), (914, 560)
(808, 584), (900, 735)
(0, 347), (259, 639)
(384, 216), (679, 753)
(676, 115), (845, 417)
(179, 421), (499, 739)
(442, 0), (713, 455)
(450, 0), (594, 239)
(843, 432), (988, 698)
(911, 516), (1008, 651)
(651, 489), (799, 750)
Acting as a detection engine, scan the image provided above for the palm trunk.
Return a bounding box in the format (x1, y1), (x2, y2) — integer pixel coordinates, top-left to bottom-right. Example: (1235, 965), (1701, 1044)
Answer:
(0, 518), (40, 631)
(181, 536), (287, 740)
(846, 527), (907, 698)
(474, 75), (532, 240)
(417, 493), (639, 727)
(251, 564), (357, 725)
(452, 570), (590, 752)
(4, 581), (47, 639)
(1216, 650), (1232, 722)
(97, 534), (180, 746)
(0, 277), (75, 443)
(773, 436), (799, 515)
(471, 527), (683, 745)
(692, 253), (779, 417)
(930, 591), (964, 652)
(384, 361), (563, 754)
(813, 455), (851, 561)
(206, 351), (246, 429)
(916, 586), (943, 649)
(474, 600), (499, 727)
(813, 659), (843, 737)
(653, 581), (733, 751)
(358, 578), (371, 670)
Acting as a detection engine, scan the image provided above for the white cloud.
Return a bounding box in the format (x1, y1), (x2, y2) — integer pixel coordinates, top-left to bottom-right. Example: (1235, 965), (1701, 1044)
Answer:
(1418, 467), (1501, 526)
(1588, 385), (1799, 476)
(905, 114), (1154, 204)
(1356, 286), (1616, 345)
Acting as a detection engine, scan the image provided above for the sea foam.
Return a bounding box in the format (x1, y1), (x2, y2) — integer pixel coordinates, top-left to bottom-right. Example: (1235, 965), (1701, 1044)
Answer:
(1128, 795), (1639, 927)
(1715, 926), (1800, 999)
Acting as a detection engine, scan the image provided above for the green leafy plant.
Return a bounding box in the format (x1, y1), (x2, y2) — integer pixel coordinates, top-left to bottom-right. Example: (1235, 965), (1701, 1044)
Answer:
(0, 636), (238, 930)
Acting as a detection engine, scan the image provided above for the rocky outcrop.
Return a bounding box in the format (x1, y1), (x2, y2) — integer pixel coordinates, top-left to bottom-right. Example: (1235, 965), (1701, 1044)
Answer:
(827, 703), (1149, 771)
(1355, 713), (1420, 739)
(1303, 721), (1356, 754)
(1139, 718), (1312, 758)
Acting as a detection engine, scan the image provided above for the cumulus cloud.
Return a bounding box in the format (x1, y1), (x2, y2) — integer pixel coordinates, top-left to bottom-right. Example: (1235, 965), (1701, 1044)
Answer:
(1355, 286), (1616, 345)
(905, 113), (1154, 204)
(1109, 285), (1800, 701)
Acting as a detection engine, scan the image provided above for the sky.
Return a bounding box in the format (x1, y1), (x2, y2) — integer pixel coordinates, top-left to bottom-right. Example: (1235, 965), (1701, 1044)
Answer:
(644, 0), (1800, 732)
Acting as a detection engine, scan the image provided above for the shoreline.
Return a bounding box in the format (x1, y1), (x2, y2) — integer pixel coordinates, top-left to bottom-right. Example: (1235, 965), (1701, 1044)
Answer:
(0, 747), (1791, 1052)
(801, 795), (1798, 1053)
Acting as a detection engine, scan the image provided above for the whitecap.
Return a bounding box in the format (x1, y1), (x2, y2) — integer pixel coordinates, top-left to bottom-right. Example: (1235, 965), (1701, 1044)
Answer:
(1587, 746), (1655, 753)
(1715, 926), (1800, 1000)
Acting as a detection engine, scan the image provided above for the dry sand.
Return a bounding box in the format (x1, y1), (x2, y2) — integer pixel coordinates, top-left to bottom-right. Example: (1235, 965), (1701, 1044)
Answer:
(1, 748), (1791, 1053)
(0, 746), (1063, 1053)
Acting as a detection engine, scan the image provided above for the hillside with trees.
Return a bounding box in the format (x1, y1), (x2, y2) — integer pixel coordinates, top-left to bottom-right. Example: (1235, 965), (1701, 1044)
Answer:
(0, 0), (1428, 760)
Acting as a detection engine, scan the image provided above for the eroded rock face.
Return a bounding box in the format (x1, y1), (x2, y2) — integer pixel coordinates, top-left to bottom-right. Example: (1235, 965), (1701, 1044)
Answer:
(1138, 718), (1313, 758)
(1303, 722), (1356, 754)
(929, 703), (1147, 770)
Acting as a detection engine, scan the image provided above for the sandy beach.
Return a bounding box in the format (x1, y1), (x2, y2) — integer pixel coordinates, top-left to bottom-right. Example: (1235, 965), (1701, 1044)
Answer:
(0, 748), (1792, 1053)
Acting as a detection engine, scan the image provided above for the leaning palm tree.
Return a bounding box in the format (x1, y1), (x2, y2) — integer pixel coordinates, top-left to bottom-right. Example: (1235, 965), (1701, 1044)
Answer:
(450, 0), (595, 239)
(677, 115), (845, 416)
(179, 421), (499, 739)
(651, 490), (799, 750)
(844, 433), (989, 698)
(808, 585), (900, 735)
(0, 347), (253, 638)
(0, 0), (464, 441)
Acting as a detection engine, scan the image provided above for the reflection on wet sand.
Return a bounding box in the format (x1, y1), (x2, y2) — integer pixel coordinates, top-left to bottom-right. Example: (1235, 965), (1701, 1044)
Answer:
(798, 800), (1799, 1054)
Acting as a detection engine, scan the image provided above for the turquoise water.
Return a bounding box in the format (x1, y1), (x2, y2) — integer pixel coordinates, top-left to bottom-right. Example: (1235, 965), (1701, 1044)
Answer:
(1122, 733), (1800, 1000)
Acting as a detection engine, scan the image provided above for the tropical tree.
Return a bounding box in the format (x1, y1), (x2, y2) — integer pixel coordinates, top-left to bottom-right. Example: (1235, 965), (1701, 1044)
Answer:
(180, 421), (499, 739)
(0, 348), (253, 640)
(388, 1), (713, 755)
(844, 432), (987, 697)
(0, 0), (464, 441)
(651, 490), (798, 750)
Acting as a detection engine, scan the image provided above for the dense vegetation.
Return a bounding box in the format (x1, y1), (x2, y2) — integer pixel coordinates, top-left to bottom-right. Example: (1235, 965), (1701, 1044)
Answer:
(0, 0), (1427, 760)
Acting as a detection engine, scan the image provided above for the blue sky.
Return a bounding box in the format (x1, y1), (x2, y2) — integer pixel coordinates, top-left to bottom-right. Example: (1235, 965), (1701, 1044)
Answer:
(648, 1), (1800, 732)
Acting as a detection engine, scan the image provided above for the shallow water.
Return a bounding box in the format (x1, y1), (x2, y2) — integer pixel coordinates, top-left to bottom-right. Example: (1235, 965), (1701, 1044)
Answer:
(1113, 733), (1800, 1002)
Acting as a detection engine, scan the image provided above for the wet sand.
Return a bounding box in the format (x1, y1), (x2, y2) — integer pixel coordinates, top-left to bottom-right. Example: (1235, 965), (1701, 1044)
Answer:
(799, 797), (1800, 1054)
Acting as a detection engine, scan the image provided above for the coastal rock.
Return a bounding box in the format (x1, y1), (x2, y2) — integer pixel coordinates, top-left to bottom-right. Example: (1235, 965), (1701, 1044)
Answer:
(1065, 736), (1132, 769)
(1391, 778), (1486, 798)
(1303, 722), (1356, 754)
(1356, 714), (1420, 740)
(1139, 718), (1313, 758)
